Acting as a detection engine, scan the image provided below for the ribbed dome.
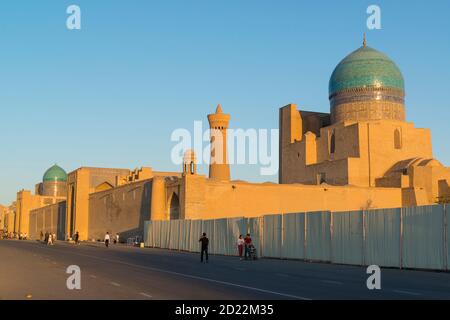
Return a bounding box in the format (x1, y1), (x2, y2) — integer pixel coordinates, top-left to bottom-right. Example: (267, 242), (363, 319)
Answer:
(43, 165), (67, 182)
(329, 45), (404, 98)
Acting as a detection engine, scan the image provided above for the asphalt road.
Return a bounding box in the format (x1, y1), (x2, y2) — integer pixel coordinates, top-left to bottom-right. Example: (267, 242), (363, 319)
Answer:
(0, 239), (449, 300)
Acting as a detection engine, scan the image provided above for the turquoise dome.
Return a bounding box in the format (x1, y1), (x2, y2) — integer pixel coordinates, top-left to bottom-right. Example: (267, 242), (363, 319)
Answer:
(329, 45), (404, 98)
(43, 165), (67, 182)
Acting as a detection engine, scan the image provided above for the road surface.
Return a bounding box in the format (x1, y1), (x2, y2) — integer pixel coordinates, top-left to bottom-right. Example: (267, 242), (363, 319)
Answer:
(0, 239), (449, 300)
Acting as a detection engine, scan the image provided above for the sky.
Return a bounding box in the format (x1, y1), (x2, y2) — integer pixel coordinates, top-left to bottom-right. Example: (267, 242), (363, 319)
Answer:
(0, 0), (449, 204)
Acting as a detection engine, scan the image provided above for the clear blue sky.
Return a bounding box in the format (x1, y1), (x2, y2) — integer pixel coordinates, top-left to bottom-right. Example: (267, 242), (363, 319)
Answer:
(1, 0), (449, 204)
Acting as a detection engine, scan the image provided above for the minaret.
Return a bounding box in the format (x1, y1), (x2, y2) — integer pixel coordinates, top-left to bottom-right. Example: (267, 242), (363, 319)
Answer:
(207, 104), (230, 181)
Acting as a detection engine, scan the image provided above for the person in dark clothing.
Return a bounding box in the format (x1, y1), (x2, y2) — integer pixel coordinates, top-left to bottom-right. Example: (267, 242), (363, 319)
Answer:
(244, 233), (252, 260)
(74, 231), (79, 245)
(199, 233), (209, 263)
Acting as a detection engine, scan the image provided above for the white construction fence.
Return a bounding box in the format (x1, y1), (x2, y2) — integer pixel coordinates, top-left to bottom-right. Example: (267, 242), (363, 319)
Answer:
(144, 205), (449, 271)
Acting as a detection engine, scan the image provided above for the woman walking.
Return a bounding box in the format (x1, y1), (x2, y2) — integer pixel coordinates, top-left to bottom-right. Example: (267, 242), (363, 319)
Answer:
(237, 235), (245, 260)
(104, 232), (110, 248)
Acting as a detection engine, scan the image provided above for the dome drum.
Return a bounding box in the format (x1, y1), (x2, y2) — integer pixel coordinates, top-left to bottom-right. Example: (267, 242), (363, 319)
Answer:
(42, 180), (67, 197)
(330, 87), (405, 123)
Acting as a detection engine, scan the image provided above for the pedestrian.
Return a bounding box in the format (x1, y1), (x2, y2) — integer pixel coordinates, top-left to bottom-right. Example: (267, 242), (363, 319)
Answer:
(47, 233), (53, 246)
(199, 232), (209, 263)
(74, 231), (79, 245)
(104, 232), (110, 248)
(244, 233), (252, 260)
(116, 233), (119, 244)
(40, 231), (43, 241)
(44, 231), (49, 244)
(237, 235), (245, 260)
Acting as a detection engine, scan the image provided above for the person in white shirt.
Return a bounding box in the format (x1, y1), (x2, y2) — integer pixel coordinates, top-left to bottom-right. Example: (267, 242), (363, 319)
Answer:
(116, 233), (119, 244)
(104, 232), (110, 248)
(237, 235), (245, 260)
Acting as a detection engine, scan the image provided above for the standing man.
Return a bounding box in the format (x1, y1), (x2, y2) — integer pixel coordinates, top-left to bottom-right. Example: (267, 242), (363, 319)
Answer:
(115, 233), (120, 244)
(104, 232), (110, 248)
(74, 231), (79, 245)
(199, 233), (209, 263)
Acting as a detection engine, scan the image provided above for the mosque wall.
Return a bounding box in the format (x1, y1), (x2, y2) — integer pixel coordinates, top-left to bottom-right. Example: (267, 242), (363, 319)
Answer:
(5, 213), (15, 233)
(88, 179), (152, 241)
(29, 201), (66, 240)
(0, 206), (5, 230)
(66, 167), (131, 241)
(182, 175), (402, 220)
(280, 103), (434, 189)
(361, 120), (432, 187)
(14, 190), (66, 236)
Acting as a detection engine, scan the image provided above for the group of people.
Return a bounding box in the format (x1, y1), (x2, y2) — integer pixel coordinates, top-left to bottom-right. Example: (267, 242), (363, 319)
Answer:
(104, 232), (120, 247)
(0, 231), (24, 240)
(198, 233), (256, 263)
(40, 231), (56, 245)
(237, 234), (256, 260)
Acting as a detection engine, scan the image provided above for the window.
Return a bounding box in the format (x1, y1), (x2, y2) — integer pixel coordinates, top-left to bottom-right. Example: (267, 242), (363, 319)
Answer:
(330, 132), (336, 154)
(394, 129), (402, 149)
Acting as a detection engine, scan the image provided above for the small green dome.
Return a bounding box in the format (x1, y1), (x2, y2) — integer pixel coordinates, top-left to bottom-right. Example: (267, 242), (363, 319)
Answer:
(329, 45), (404, 98)
(43, 165), (67, 182)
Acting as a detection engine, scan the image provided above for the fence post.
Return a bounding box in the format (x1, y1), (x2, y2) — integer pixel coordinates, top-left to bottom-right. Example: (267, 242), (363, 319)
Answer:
(362, 210), (366, 266)
(304, 212), (308, 261)
(400, 207), (404, 270)
(259, 217), (264, 258)
(330, 212), (334, 263)
(444, 204), (448, 271)
(280, 214), (284, 259)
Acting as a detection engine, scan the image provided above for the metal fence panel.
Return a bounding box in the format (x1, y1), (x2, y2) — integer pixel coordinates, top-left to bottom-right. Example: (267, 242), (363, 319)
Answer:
(247, 217), (262, 257)
(144, 221), (151, 247)
(160, 221), (171, 248)
(281, 213), (305, 259)
(214, 219), (228, 255)
(226, 218), (247, 256)
(446, 205), (450, 271)
(169, 220), (180, 250)
(306, 211), (331, 262)
(189, 220), (203, 253)
(201, 220), (215, 253)
(152, 220), (161, 248)
(364, 208), (401, 267)
(402, 205), (445, 270)
(263, 214), (282, 258)
(179, 220), (191, 251)
(332, 211), (363, 265)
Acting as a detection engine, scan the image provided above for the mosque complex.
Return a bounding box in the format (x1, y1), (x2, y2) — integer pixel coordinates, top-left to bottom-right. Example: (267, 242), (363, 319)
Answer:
(1, 38), (450, 242)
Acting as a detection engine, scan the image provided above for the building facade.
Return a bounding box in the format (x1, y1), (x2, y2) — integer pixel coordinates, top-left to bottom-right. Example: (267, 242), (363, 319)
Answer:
(3, 39), (450, 242)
